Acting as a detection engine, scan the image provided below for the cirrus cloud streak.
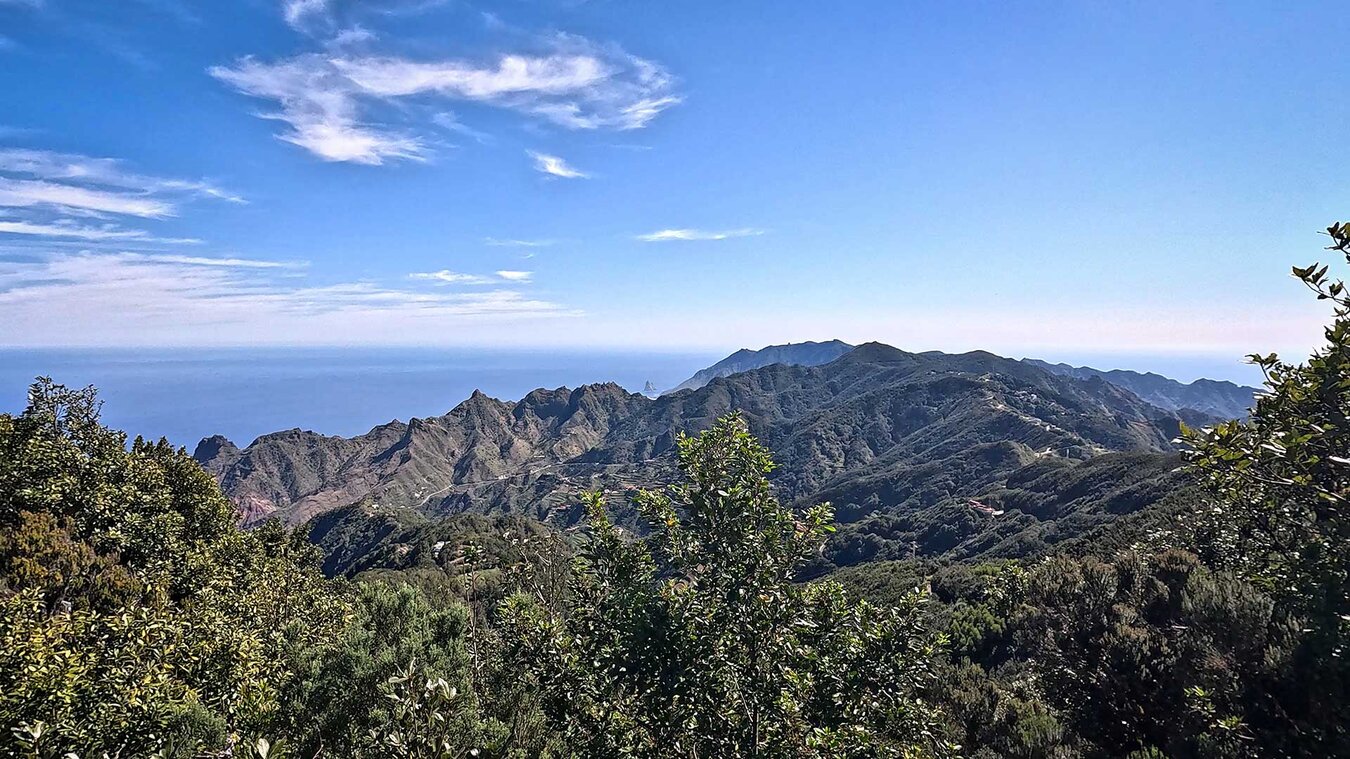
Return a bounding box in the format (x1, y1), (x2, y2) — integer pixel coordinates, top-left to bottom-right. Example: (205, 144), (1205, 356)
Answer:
(410, 268), (533, 285)
(0, 252), (576, 346)
(528, 151), (587, 179)
(635, 228), (765, 242)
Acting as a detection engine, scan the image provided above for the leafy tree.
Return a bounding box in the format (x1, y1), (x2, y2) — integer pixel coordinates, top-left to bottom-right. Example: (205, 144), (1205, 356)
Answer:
(278, 581), (504, 757)
(1181, 221), (1350, 752)
(921, 220), (1350, 757)
(1007, 551), (1277, 757)
(0, 509), (141, 612)
(504, 414), (946, 758)
(933, 660), (1073, 759)
(0, 379), (347, 756)
(0, 379), (234, 606)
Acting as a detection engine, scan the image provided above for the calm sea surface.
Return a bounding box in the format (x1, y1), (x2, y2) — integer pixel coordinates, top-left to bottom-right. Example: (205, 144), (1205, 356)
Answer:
(0, 348), (720, 450)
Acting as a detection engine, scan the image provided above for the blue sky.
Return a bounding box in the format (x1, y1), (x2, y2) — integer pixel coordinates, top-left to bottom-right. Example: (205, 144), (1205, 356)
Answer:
(0, 1), (1345, 368)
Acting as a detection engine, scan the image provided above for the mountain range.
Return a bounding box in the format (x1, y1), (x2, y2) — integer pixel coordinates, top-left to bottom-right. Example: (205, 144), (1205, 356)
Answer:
(660, 340), (1257, 418)
(194, 341), (1241, 570)
(1022, 358), (1258, 419)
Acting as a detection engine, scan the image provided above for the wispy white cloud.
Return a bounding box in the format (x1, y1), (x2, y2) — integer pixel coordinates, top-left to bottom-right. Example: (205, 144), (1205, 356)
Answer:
(0, 148), (243, 229)
(432, 111), (491, 144)
(126, 253), (301, 269)
(0, 252), (576, 346)
(0, 219), (201, 243)
(0, 135), (418, 346)
(528, 150), (587, 179)
(0, 220), (143, 241)
(635, 228), (765, 242)
(0, 145), (242, 238)
(280, 0), (449, 35)
(484, 237), (553, 248)
(330, 25), (376, 48)
(211, 35), (678, 164)
(409, 269), (495, 285)
(410, 268), (533, 285)
(283, 0), (329, 29)
(333, 52), (608, 99)
(0, 178), (175, 218)
(210, 55), (425, 165)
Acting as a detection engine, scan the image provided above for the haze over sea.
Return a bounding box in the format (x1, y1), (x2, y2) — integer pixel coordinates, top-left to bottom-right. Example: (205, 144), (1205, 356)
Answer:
(0, 348), (721, 449)
(1, 347), (1264, 452)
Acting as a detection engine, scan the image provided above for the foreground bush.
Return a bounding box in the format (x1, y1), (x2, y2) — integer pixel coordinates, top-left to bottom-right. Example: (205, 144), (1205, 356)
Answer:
(504, 414), (948, 757)
(1178, 220), (1350, 753)
(0, 380), (348, 755)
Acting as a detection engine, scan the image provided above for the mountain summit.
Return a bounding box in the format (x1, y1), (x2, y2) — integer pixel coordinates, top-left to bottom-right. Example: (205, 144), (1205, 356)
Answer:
(196, 343), (1201, 536)
(664, 340), (854, 394)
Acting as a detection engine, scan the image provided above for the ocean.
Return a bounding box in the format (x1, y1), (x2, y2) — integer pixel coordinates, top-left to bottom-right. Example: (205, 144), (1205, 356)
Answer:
(0, 347), (720, 450)
(0, 346), (1268, 453)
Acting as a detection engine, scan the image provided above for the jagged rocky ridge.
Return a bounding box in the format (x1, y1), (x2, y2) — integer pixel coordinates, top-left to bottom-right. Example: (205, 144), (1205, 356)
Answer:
(196, 343), (1210, 549)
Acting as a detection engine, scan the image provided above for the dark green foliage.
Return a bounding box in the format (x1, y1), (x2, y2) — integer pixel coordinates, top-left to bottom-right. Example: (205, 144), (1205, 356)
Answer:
(2, 383), (953, 758)
(279, 582), (505, 756)
(1175, 220), (1350, 753)
(309, 502), (559, 577)
(841, 553), (1297, 757)
(0, 379), (349, 756)
(828, 559), (935, 609)
(307, 503), (571, 621)
(0, 509), (141, 612)
(0, 379), (234, 604)
(934, 661), (1072, 759)
(819, 451), (1201, 572)
(1007, 552), (1276, 757)
(504, 414), (947, 757)
(836, 223), (1350, 757)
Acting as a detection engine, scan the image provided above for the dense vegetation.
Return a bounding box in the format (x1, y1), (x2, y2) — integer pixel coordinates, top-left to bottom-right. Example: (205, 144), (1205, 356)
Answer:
(2, 223), (1348, 756)
(0, 389), (947, 757)
(833, 223), (1350, 756)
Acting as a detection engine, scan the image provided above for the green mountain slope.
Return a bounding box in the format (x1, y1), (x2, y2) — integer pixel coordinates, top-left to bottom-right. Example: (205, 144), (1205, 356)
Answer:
(815, 450), (1198, 571)
(197, 343), (1208, 571)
